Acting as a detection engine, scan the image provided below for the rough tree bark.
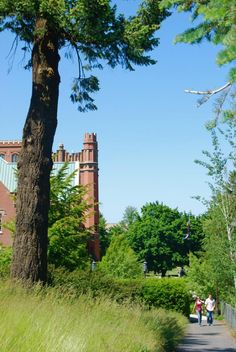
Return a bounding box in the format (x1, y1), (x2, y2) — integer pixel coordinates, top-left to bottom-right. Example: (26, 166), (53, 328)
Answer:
(11, 18), (60, 283)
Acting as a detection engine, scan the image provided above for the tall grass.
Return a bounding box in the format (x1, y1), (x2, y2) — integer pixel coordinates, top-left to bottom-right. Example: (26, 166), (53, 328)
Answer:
(0, 281), (187, 352)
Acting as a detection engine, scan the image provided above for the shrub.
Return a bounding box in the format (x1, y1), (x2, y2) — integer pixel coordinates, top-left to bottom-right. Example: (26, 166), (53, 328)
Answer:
(0, 246), (12, 278)
(138, 278), (190, 317)
(49, 267), (141, 304)
(49, 266), (122, 298)
(49, 267), (190, 316)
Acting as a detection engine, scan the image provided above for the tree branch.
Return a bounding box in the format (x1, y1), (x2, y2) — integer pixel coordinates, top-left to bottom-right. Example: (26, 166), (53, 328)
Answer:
(185, 82), (232, 96)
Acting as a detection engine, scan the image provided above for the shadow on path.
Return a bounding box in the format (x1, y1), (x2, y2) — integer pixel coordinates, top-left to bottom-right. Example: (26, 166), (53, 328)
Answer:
(177, 317), (236, 352)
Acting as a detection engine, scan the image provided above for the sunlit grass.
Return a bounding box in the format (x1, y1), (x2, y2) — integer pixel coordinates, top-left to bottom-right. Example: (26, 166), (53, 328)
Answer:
(0, 280), (187, 352)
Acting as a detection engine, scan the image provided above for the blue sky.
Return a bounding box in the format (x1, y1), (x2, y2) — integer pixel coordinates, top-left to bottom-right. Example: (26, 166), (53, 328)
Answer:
(0, 1), (230, 223)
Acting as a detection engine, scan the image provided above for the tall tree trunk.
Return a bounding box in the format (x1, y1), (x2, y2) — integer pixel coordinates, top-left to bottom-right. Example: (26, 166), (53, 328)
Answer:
(11, 18), (60, 283)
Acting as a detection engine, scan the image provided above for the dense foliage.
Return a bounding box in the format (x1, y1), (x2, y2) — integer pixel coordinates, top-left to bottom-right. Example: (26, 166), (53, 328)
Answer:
(99, 234), (142, 279)
(2, 164), (92, 272)
(0, 247), (12, 277)
(50, 267), (190, 316)
(0, 0), (168, 108)
(126, 202), (204, 275)
(48, 164), (91, 270)
(140, 278), (190, 316)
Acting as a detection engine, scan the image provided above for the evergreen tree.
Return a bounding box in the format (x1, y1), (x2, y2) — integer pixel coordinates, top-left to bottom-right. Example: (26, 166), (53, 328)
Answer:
(0, 0), (168, 282)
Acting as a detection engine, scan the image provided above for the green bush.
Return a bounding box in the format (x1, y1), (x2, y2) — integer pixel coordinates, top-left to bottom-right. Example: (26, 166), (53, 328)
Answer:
(0, 247), (12, 278)
(49, 267), (190, 316)
(49, 266), (122, 298)
(49, 267), (142, 304)
(138, 278), (190, 316)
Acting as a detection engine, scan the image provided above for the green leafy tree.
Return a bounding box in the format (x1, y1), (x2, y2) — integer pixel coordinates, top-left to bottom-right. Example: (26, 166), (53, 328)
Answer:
(48, 163), (91, 270)
(99, 234), (142, 279)
(108, 223), (127, 237)
(120, 206), (140, 229)
(203, 204), (235, 298)
(0, 0), (168, 283)
(187, 203), (235, 307)
(3, 164), (91, 271)
(127, 202), (204, 276)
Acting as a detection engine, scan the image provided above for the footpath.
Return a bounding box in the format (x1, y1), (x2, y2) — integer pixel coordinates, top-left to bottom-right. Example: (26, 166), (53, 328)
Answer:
(177, 315), (236, 352)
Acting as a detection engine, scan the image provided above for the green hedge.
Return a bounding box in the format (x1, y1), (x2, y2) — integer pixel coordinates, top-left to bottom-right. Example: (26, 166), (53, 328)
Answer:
(0, 247), (12, 278)
(139, 278), (190, 316)
(50, 267), (190, 316)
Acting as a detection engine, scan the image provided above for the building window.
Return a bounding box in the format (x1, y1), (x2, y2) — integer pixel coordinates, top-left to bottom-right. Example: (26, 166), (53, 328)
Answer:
(11, 154), (19, 162)
(0, 154), (5, 160)
(0, 211), (4, 233)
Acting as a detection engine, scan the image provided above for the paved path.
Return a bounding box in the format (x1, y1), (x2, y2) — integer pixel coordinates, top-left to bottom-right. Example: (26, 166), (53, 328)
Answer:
(177, 316), (236, 352)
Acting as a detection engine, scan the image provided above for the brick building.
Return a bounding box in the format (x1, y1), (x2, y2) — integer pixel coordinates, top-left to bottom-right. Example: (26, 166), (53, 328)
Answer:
(0, 133), (100, 260)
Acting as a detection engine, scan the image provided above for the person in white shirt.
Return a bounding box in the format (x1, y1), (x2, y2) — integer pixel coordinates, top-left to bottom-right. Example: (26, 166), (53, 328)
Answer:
(205, 294), (215, 326)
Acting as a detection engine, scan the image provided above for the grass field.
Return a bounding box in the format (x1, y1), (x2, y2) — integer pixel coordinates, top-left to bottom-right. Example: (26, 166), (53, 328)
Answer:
(0, 280), (187, 352)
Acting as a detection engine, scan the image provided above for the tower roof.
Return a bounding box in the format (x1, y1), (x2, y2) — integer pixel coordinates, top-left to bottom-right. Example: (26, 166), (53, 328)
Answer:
(0, 158), (78, 192)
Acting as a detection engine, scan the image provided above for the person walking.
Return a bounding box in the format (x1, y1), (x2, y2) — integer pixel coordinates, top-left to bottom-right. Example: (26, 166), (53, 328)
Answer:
(179, 267), (185, 277)
(205, 294), (215, 326)
(193, 297), (204, 326)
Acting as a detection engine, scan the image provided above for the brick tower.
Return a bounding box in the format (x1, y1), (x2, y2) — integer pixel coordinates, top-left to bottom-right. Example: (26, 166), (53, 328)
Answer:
(0, 134), (100, 260)
(79, 133), (100, 260)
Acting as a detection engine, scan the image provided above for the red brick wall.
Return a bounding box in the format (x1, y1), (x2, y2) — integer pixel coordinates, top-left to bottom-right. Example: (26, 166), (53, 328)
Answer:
(0, 182), (15, 246)
(0, 141), (21, 162)
(0, 135), (100, 259)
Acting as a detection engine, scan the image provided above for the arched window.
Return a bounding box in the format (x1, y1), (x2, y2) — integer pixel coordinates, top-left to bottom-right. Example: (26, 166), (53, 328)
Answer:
(0, 154), (5, 160)
(11, 154), (19, 162)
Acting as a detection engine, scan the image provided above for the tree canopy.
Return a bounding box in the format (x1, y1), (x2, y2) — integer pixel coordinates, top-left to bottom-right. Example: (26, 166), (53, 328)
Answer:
(126, 202), (204, 276)
(0, 0), (168, 111)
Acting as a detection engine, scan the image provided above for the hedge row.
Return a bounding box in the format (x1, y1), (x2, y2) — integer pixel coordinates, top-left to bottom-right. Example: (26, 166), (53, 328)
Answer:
(50, 267), (190, 316)
(138, 278), (190, 316)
